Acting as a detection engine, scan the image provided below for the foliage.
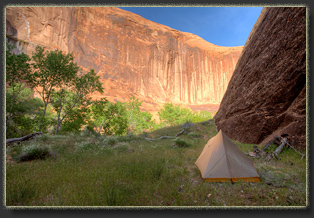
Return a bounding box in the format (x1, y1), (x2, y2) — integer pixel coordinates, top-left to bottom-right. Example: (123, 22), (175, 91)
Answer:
(172, 137), (191, 148)
(187, 132), (201, 138)
(88, 96), (156, 136)
(29, 46), (103, 134)
(88, 98), (109, 134)
(125, 96), (155, 134)
(15, 143), (51, 162)
(60, 106), (90, 134)
(158, 103), (212, 127)
(6, 43), (32, 133)
(102, 101), (128, 136)
(52, 68), (103, 134)
(6, 83), (45, 138)
(28, 46), (81, 131)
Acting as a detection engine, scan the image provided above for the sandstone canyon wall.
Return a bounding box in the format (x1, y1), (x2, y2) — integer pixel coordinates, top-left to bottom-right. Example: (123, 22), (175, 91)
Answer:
(214, 7), (306, 148)
(6, 7), (242, 111)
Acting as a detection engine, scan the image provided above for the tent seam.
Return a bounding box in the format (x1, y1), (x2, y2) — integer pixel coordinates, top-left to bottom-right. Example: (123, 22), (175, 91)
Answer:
(221, 132), (233, 178)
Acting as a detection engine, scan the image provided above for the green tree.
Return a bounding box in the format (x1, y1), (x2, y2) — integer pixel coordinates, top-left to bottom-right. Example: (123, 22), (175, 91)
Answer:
(51, 69), (103, 135)
(6, 83), (44, 138)
(28, 46), (80, 131)
(6, 43), (31, 132)
(60, 105), (90, 134)
(158, 103), (190, 126)
(102, 101), (128, 136)
(125, 96), (154, 134)
(158, 103), (212, 126)
(88, 98), (109, 134)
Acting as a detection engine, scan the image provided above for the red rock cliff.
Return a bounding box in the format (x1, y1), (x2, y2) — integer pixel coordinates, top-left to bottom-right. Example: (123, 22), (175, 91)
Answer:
(6, 7), (242, 111)
(214, 7), (306, 149)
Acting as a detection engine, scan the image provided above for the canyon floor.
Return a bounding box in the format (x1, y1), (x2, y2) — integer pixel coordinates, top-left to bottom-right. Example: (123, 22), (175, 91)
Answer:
(6, 120), (306, 207)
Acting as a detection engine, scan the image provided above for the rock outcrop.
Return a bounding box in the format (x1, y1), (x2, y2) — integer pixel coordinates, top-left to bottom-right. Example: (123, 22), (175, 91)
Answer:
(214, 7), (306, 149)
(6, 7), (242, 111)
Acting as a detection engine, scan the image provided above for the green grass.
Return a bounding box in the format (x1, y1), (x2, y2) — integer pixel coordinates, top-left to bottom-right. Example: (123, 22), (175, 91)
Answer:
(5, 120), (307, 207)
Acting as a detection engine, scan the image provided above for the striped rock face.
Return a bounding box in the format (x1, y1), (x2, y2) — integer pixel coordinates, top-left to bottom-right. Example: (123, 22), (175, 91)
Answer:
(6, 7), (242, 112)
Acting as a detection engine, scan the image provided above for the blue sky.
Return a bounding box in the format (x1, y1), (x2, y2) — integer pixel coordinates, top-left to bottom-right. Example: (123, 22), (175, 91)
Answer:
(119, 7), (263, 47)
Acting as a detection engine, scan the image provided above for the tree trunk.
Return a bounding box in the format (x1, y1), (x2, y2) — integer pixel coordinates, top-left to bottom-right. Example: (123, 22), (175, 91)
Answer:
(39, 103), (48, 132)
(6, 84), (22, 132)
(6, 132), (42, 145)
(55, 105), (63, 135)
(98, 124), (103, 134)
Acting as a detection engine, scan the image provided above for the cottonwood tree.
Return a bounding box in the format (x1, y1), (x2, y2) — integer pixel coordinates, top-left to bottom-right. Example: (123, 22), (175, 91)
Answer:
(6, 43), (31, 132)
(51, 69), (103, 135)
(28, 46), (80, 131)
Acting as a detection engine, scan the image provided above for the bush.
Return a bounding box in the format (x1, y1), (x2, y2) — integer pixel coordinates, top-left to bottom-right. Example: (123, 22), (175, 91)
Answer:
(172, 138), (191, 148)
(113, 142), (131, 152)
(16, 144), (51, 162)
(187, 132), (201, 138)
(158, 103), (213, 127)
(35, 134), (50, 143)
(81, 126), (100, 137)
(75, 141), (99, 152)
(103, 136), (117, 146)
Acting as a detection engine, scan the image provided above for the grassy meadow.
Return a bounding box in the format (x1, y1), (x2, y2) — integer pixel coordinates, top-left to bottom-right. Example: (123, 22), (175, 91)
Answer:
(5, 120), (307, 207)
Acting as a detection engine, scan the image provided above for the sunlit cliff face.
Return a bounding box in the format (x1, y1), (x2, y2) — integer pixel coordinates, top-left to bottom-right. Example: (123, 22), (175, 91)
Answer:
(6, 7), (242, 111)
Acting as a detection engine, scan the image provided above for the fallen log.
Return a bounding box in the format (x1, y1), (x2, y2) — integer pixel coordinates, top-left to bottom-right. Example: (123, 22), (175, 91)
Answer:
(258, 134), (305, 161)
(145, 136), (176, 141)
(6, 132), (42, 145)
(175, 129), (185, 137)
(273, 137), (287, 160)
(262, 135), (281, 151)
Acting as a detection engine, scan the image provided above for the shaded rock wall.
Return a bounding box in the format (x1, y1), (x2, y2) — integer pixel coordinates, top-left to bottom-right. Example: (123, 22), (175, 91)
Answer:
(214, 7), (306, 148)
(6, 7), (242, 111)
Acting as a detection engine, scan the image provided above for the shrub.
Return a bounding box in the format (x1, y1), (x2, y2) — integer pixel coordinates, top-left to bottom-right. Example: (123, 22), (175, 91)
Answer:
(187, 132), (201, 138)
(81, 126), (99, 137)
(75, 141), (99, 152)
(103, 136), (117, 146)
(16, 144), (51, 162)
(182, 121), (194, 129)
(172, 138), (191, 148)
(158, 103), (213, 127)
(113, 142), (130, 152)
(35, 134), (50, 143)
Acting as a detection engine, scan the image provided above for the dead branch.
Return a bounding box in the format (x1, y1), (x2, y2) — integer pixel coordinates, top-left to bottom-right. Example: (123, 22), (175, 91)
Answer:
(175, 129), (185, 137)
(145, 129), (185, 141)
(286, 141), (306, 160)
(145, 136), (176, 141)
(6, 132), (42, 146)
(262, 135), (281, 151)
(251, 133), (305, 161)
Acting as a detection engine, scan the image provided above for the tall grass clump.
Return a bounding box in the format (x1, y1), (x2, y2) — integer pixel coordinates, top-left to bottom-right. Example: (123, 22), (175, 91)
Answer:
(172, 138), (191, 148)
(15, 143), (51, 162)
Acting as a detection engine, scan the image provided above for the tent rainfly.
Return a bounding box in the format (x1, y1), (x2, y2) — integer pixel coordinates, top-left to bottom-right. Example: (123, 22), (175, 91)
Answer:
(195, 130), (260, 183)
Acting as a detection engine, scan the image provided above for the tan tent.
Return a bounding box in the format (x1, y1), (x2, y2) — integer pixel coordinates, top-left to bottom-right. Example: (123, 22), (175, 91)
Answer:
(195, 130), (260, 182)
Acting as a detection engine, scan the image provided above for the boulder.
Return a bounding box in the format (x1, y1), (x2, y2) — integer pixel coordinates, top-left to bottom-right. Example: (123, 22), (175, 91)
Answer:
(214, 7), (306, 149)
